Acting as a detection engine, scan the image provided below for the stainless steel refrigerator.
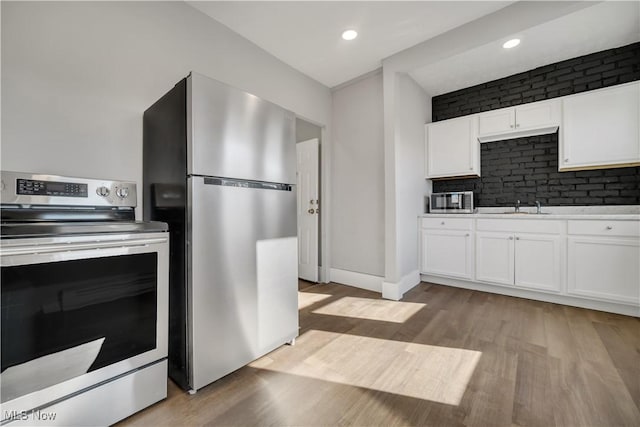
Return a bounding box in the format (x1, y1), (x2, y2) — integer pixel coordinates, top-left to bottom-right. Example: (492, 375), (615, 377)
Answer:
(143, 72), (298, 392)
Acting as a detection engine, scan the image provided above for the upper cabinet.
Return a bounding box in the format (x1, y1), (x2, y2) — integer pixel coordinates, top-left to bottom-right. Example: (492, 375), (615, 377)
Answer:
(477, 99), (560, 142)
(559, 81), (640, 171)
(425, 115), (480, 178)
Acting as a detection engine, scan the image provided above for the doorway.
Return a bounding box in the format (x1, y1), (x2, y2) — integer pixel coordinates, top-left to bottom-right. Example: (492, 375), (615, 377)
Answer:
(296, 118), (321, 283)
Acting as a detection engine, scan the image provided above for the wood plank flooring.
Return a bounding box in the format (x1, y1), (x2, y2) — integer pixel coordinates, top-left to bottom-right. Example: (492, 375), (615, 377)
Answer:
(118, 282), (640, 426)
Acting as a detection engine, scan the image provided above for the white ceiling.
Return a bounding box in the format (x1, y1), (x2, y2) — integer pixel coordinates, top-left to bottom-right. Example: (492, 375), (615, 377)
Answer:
(187, 1), (512, 88)
(187, 1), (640, 94)
(410, 1), (640, 96)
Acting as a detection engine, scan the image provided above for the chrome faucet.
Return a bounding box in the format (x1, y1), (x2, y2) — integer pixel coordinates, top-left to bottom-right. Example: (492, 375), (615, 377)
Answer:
(535, 200), (542, 214)
(515, 200), (521, 213)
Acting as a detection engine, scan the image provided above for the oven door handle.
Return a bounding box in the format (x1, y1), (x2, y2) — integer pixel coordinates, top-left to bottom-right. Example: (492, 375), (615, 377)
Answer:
(0, 237), (168, 256)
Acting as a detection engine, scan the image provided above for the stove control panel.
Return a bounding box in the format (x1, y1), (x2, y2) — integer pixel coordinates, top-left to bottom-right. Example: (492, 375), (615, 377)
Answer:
(1, 171), (137, 208)
(17, 179), (89, 198)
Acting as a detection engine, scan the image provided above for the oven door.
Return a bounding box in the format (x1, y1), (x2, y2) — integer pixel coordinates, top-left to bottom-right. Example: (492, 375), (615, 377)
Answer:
(0, 232), (168, 416)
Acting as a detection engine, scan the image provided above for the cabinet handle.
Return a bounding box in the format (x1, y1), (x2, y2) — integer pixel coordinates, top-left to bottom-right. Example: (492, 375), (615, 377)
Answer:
(441, 221), (445, 225)
(465, 233), (470, 237)
(564, 158), (569, 162)
(516, 237), (520, 240)
(509, 236), (514, 240)
(516, 123), (520, 128)
(606, 226), (613, 230)
(510, 124), (514, 128)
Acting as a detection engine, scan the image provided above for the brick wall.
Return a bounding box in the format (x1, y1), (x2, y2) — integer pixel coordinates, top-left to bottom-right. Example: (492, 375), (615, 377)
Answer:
(431, 42), (640, 207)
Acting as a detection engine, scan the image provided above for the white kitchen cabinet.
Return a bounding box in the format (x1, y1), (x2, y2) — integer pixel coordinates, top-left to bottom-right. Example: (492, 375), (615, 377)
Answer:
(476, 224), (562, 292)
(567, 237), (640, 305)
(567, 219), (640, 305)
(425, 115), (480, 178)
(475, 231), (514, 285)
(477, 108), (515, 136)
(514, 234), (562, 293)
(420, 230), (473, 279)
(560, 81), (640, 171)
(477, 99), (560, 142)
(420, 218), (473, 279)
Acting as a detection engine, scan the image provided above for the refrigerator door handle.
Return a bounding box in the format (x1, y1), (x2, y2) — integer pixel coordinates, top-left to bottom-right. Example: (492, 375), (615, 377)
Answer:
(202, 177), (292, 192)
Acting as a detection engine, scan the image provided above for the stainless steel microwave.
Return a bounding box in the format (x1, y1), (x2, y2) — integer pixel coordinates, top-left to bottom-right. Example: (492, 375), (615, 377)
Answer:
(429, 191), (474, 213)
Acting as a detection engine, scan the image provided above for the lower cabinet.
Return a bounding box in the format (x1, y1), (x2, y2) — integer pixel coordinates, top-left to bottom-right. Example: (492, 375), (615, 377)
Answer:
(475, 231), (562, 292)
(514, 234), (562, 292)
(420, 229), (473, 280)
(420, 216), (639, 314)
(475, 232), (514, 285)
(568, 236), (640, 305)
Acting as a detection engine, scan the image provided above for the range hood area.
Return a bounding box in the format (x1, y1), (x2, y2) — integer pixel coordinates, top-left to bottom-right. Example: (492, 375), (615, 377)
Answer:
(476, 98), (560, 143)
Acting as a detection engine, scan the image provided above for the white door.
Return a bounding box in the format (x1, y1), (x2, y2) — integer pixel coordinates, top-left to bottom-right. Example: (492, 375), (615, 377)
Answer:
(560, 82), (640, 169)
(425, 115), (479, 178)
(514, 233), (562, 293)
(515, 99), (560, 131)
(296, 138), (319, 282)
(478, 107), (515, 136)
(567, 236), (640, 305)
(421, 229), (473, 279)
(476, 231), (514, 286)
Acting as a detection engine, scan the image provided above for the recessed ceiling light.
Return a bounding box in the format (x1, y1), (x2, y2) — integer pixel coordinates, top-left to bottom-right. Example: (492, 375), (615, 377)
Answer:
(503, 38), (521, 49)
(342, 30), (358, 41)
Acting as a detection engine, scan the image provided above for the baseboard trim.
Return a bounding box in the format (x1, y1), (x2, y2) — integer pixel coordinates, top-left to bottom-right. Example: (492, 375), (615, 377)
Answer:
(330, 268), (383, 293)
(382, 270), (421, 301)
(421, 274), (640, 317)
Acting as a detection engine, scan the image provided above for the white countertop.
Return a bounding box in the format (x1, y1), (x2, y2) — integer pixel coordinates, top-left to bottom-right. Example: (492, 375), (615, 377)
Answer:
(421, 205), (640, 221)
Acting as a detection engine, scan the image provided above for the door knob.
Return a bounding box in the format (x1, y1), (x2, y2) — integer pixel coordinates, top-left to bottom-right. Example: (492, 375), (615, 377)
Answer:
(308, 208), (314, 214)
(310, 200), (315, 204)
(315, 208), (320, 214)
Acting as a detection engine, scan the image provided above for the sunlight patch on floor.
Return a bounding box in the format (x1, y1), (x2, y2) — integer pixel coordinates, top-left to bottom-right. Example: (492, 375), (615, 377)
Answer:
(262, 329), (481, 406)
(312, 296), (426, 323)
(298, 292), (332, 310)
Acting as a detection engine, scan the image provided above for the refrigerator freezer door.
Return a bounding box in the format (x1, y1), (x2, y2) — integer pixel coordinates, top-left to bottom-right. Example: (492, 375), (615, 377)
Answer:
(187, 72), (296, 184)
(188, 176), (298, 391)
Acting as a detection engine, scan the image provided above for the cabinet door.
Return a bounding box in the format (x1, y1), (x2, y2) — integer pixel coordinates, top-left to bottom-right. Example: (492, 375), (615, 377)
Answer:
(425, 116), (479, 178)
(568, 236), (640, 305)
(560, 82), (640, 170)
(478, 108), (515, 136)
(514, 234), (561, 293)
(515, 99), (560, 131)
(421, 229), (473, 279)
(476, 232), (514, 286)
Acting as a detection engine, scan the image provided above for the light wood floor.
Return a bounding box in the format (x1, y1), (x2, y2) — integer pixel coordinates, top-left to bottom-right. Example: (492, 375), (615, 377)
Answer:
(119, 282), (640, 426)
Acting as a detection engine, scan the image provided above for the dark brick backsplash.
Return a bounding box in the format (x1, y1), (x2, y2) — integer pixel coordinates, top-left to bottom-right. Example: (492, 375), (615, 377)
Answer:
(431, 42), (640, 207)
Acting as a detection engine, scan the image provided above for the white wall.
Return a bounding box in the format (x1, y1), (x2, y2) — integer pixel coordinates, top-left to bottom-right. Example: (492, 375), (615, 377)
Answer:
(1, 1), (332, 221)
(394, 74), (431, 278)
(381, 71), (430, 299)
(331, 71), (385, 277)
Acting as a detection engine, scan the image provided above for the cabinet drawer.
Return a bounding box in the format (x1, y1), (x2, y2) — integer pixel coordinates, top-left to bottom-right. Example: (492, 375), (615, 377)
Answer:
(568, 220), (640, 238)
(476, 218), (562, 234)
(421, 217), (473, 230)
